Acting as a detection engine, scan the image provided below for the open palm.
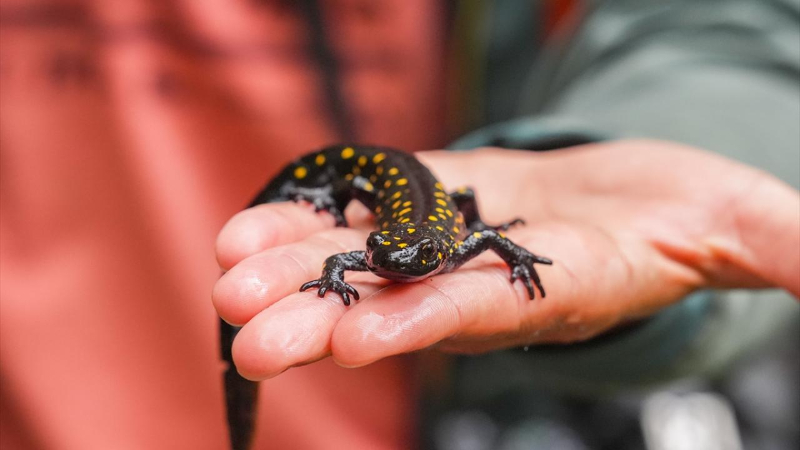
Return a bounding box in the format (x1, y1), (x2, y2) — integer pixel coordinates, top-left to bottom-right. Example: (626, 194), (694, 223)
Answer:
(213, 140), (799, 380)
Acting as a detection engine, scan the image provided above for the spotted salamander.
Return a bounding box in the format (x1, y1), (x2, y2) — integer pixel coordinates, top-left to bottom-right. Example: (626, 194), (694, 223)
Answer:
(222, 144), (552, 450)
(252, 144), (553, 303)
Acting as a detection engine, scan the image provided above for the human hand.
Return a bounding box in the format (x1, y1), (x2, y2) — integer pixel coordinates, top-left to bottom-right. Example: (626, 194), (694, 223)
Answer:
(213, 140), (800, 380)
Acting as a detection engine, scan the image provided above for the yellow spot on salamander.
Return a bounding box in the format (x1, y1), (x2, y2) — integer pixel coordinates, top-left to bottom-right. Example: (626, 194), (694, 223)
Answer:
(373, 153), (386, 164)
(384, 180), (392, 188)
(403, 200), (412, 207)
(396, 178), (408, 186)
(388, 167), (399, 176)
(445, 209), (453, 217)
(398, 243), (408, 248)
(473, 232), (482, 238)
(435, 207), (444, 213)
(398, 207), (412, 216)
(345, 173), (354, 181)
(383, 221), (390, 228)
(435, 226), (443, 231)
(499, 232), (506, 238)
(434, 192), (445, 198)
(435, 182), (444, 190)
(458, 187), (468, 194)
(392, 200), (402, 209)
(382, 241), (391, 246)
(428, 215), (438, 222)
(358, 155), (367, 167)
(400, 218), (411, 223)
(294, 166), (308, 179)
(381, 231), (390, 234)
(315, 154), (326, 166)
(436, 199), (447, 207)
(392, 191), (402, 199)
(341, 147), (354, 159)
(393, 236), (401, 240)
(421, 259), (427, 265)
(439, 214), (447, 220)
(453, 226), (460, 233)
(407, 228), (416, 234)
(376, 166), (384, 175)
(437, 252), (443, 260)
(364, 182), (374, 191)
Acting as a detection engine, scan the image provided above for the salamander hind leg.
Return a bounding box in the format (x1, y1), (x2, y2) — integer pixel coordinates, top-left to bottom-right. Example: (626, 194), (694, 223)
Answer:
(449, 187), (525, 232)
(487, 218), (526, 231)
(287, 185), (349, 227)
(300, 251), (368, 306)
(448, 230), (552, 299)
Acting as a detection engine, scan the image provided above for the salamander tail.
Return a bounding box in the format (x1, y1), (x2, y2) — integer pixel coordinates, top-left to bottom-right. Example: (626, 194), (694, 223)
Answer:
(220, 318), (259, 450)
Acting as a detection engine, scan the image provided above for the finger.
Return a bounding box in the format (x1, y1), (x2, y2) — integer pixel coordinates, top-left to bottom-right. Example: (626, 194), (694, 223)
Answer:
(329, 265), (541, 368)
(232, 284), (383, 381)
(328, 226), (565, 367)
(212, 227), (376, 325)
(216, 202), (337, 271)
(330, 222), (695, 366)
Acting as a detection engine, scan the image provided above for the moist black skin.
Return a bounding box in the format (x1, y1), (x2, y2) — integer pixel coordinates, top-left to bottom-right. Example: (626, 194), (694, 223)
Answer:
(255, 144), (552, 305)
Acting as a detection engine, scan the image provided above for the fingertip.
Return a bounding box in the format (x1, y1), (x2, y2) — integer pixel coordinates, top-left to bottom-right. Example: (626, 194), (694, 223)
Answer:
(330, 284), (460, 368)
(216, 203), (335, 270)
(216, 209), (277, 271)
(231, 324), (282, 381)
(212, 266), (269, 326)
(330, 355), (366, 369)
(231, 292), (353, 380)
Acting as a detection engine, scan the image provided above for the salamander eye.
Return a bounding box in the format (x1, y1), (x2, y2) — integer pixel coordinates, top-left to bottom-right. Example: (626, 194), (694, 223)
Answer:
(367, 232), (383, 248)
(420, 240), (437, 260)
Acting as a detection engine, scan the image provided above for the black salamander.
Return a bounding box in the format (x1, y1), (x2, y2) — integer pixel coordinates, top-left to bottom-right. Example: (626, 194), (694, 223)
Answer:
(258, 144), (553, 302)
(221, 144), (552, 450)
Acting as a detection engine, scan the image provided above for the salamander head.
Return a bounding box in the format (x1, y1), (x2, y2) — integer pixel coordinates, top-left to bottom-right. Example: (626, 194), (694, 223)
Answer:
(365, 225), (448, 282)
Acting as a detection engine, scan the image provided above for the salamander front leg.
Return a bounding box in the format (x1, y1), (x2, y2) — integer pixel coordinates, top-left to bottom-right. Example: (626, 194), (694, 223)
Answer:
(449, 187), (525, 232)
(447, 230), (552, 299)
(287, 185), (350, 227)
(300, 251), (368, 305)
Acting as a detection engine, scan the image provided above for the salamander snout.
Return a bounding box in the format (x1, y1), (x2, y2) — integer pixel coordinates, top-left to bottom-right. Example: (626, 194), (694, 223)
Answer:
(365, 229), (446, 282)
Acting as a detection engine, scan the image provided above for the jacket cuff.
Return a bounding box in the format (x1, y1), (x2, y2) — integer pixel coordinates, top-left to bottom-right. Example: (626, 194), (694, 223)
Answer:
(448, 116), (611, 151)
